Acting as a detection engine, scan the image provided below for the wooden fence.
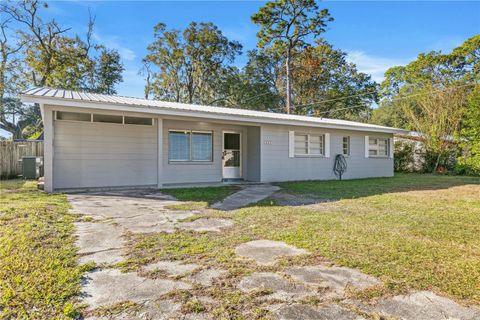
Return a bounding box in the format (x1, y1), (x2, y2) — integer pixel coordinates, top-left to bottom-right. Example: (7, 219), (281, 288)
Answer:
(0, 141), (44, 179)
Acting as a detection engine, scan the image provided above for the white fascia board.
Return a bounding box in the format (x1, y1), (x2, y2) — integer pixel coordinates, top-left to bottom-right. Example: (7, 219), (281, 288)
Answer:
(21, 95), (407, 134)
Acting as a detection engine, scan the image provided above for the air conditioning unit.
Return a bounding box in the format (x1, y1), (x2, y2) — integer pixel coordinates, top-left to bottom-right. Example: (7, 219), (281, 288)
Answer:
(22, 156), (44, 179)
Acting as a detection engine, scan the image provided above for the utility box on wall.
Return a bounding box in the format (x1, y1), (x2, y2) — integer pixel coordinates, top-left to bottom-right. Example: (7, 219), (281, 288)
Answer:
(22, 156), (43, 179)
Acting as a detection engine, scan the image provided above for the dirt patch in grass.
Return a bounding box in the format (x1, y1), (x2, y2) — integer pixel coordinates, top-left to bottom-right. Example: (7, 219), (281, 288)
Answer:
(0, 180), (84, 319)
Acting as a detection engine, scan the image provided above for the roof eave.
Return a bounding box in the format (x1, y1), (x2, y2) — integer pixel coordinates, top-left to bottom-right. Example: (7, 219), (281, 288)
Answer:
(20, 94), (406, 134)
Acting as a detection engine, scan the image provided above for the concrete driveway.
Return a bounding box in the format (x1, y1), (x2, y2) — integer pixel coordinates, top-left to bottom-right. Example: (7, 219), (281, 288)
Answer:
(70, 188), (480, 320)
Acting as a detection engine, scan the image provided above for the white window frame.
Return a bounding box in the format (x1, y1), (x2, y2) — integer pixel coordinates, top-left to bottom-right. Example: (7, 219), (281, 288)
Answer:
(342, 136), (350, 156)
(54, 111), (154, 126)
(368, 137), (389, 157)
(168, 129), (213, 163)
(294, 133), (325, 157)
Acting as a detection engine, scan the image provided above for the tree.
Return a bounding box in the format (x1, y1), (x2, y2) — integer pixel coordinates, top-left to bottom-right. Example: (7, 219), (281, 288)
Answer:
(291, 41), (377, 121)
(0, 0), (124, 138)
(0, 17), (28, 139)
(139, 59), (153, 99)
(92, 48), (124, 95)
(239, 42), (376, 120)
(145, 22), (242, 105)
(251, 0), (333, 113)
(402, 84), (468, 173)
(374, 35), (480, 129)
(210, 65), (282, 111)
(457, 86), (480, 175)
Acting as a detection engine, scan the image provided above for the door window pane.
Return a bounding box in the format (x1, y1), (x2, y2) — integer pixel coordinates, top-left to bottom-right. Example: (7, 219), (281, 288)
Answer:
(169, 131), (190, 161)
(224, 150), (240, 167)
(224, 133), (240, 150)
(192, 132), (212, 161)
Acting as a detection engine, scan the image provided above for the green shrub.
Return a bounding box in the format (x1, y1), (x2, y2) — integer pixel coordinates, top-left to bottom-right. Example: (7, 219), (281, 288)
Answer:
(394, 140), (415, 172)
(455, 155), (480, 176)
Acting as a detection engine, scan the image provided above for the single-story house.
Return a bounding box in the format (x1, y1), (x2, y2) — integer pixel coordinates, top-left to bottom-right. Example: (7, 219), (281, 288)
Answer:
(21, 88), (406, 192)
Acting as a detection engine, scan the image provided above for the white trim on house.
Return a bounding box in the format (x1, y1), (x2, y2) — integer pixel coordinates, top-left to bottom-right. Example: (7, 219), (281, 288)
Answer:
(365, 136), (370, 158)
(21, 88), (407, 134)
(325, 133), (331, 158)
(222, 130), (242, 179)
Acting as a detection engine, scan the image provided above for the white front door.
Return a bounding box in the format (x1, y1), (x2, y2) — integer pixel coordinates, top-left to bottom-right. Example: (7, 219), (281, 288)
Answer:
(222, 132), (241, 179)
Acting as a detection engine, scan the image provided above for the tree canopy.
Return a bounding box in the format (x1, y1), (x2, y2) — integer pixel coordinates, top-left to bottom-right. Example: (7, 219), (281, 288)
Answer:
(372, 35), (480, 129)
(371, 35), (480, 173)
(251, 0), (333, 113)
(0, 0), (124, 139)
(144, 22), (242, 105)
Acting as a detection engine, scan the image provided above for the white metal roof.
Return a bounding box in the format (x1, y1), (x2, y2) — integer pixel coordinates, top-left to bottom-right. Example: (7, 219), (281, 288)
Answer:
(21, 87), (406, 134)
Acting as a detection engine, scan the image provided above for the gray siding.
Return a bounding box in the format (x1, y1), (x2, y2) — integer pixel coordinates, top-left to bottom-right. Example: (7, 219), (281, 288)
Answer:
(160, 119), (249, 184)
(260, 124), (393, 182)
(53, 120), (157, 189)
(246, 126), (261, 182)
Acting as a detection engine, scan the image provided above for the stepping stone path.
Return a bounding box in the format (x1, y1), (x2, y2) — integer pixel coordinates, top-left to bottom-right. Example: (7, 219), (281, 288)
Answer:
(210, 184), (280, 210)
(238, 272), (312, 301)
(82, 269), (191, 309)
(285, 265), (381, 297)
(76, 221), (124, 265)
(71, 190), (480, 320)
(235, 240), (308, 265)
(69, 190), (232, 317)
(374, 291), (480, 320)
(142, 260), (199, 277)
(188, 268), (228, 286)
(267, 304), (365, 320)
(233, 239), (480, 319)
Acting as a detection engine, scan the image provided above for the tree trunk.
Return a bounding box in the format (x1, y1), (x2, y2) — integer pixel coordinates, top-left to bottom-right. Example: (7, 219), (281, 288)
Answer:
(432, 152), (441, 174)
(285, 52), (292, 114)
(12, 126), (23, 140)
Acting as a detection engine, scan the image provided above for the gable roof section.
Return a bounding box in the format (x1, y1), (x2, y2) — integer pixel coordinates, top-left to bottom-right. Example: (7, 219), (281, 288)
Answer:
(21, 87), (406, 134)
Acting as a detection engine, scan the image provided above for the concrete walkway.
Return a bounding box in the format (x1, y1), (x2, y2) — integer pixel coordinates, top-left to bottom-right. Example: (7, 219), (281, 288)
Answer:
(69, 190), (233, 319)
(69, 189), (480, 320)
(210, 184), (280, 210)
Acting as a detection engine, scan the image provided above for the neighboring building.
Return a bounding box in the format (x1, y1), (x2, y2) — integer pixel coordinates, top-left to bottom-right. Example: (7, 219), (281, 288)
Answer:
(21, 88), (406, 192)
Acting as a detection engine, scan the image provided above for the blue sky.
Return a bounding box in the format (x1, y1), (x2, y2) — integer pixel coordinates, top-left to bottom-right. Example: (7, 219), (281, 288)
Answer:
(41, 0), (479, 98)
(1, 1), (478, 138)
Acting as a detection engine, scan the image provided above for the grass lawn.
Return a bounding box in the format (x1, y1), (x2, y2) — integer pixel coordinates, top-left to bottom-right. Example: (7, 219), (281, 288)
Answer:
(124, 173), (480, 316)
(1, 174), (479, 318)
(0, 180), (85, 319)
(161, 185), (240, 210)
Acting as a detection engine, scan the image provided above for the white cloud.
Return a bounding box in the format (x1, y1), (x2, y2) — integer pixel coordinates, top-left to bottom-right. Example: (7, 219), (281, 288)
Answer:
(116, 69), (146, 98)
(93, 33), (137, 61)
(346, 50), (410, 83)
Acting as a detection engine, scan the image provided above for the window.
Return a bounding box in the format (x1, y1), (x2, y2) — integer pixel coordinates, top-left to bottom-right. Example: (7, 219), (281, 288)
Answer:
(192, 132), (213, 161)
(369, 138), (389, 157)
(342, 136), (350, 156)
(168, 130), (212, 162)
(56, 111), (91, 122)
(294, 134), (308, 155)
(93, 114), (123, 124)
(294, 133), (324, 156)
(124, 116), (153, 126)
